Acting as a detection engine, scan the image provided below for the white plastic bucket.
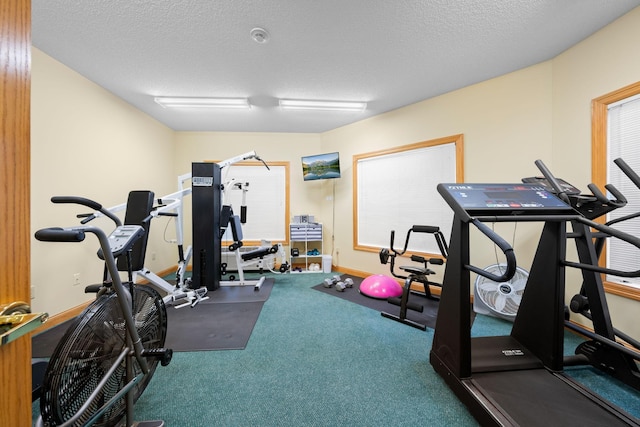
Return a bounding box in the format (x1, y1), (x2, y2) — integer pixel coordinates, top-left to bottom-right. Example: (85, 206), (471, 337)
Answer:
(322, 255), (332, 273)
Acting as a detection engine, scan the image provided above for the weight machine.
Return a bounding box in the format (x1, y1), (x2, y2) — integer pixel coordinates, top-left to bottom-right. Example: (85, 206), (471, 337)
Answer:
(218, 172), (289, 290)
(221, 214), (287, 290)
(86, 151), (274, 300)
(191, 151), (274, 291)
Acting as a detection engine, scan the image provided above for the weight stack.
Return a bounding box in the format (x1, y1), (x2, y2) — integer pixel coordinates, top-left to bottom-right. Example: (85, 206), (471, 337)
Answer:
(191, 162), (222, 291)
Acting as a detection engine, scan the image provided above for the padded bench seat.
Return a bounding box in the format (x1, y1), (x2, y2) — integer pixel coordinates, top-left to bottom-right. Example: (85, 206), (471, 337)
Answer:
(241, 244), (278, 261)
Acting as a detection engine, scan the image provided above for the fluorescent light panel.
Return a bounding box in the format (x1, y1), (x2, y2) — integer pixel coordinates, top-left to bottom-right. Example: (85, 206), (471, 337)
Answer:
(154, 96), (250, 109)
(279, 99), (367, 112)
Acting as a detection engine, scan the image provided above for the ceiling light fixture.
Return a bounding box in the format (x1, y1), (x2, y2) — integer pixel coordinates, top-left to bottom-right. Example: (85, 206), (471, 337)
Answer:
(279, 99), (367, 112)
(154, 97), (251, 109)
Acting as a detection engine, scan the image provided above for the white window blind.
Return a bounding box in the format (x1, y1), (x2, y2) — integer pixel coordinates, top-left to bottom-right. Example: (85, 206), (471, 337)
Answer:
(356, 142), (457, 254)
(219, 163), (287, 242)
(607, 95), (640, 287)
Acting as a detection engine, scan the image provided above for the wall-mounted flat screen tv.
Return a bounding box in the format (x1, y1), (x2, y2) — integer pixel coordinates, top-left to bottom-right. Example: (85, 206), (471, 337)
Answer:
(302, 152), (341, 181)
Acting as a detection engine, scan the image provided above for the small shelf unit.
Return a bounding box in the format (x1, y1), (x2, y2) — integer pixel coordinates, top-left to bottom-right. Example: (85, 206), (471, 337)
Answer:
(289, 222), (324, 273)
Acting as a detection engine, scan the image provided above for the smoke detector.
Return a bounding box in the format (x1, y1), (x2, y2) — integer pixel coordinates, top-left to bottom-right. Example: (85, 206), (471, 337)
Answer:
(250, 27), (270, 44)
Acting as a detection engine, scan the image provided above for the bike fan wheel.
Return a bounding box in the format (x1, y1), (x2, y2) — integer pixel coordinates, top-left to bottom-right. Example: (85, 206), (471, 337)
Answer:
(40, 285), (167, 427)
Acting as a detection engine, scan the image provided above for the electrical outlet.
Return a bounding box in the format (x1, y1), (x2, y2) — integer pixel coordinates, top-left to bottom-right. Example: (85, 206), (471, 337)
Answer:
(73, 273), (81, 286)
(151, 252), (157, 261)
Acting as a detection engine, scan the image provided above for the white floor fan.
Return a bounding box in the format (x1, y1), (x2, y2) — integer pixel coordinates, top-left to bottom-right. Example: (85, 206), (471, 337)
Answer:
(473, 263), (529, 321)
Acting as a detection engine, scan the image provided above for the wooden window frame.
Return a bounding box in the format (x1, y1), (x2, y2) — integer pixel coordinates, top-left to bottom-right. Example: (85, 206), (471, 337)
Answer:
(592, 80), (640, 301)
(352, 134), (464, 255)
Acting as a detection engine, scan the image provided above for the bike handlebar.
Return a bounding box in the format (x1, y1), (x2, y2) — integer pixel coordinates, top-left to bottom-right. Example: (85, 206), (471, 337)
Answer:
(51, 196), (122, 227)
(35, 227), (86, 242)
(389, 225), (447, 258)
(51, 196), (103, 210)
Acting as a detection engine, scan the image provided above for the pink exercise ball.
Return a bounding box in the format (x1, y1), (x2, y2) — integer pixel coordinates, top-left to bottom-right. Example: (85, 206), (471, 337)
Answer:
(359, 274), (403, 299)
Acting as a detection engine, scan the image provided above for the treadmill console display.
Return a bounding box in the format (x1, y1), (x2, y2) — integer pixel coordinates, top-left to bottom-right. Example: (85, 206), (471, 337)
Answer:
(438, 183), (574, 217)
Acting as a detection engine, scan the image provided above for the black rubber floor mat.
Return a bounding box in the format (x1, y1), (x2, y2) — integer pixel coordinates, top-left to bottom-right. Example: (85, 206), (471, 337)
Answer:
(312, 274), (440, 330)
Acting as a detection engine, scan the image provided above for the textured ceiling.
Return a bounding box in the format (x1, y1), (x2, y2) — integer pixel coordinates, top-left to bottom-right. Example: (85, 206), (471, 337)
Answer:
(32, 1), (640, 133)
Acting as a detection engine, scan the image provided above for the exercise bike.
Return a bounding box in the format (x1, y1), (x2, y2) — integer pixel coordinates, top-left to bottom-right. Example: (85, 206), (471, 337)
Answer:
(34, 196), (173, 427)
(379, 225), (448, 330)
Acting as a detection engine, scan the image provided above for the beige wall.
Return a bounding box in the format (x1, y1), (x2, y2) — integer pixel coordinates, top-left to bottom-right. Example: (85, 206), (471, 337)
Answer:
(31, 48), (176, 314)
(320, 61), (553, 276)
(553, 7), (640, 186)
(551, 7), (640, 334)
(31, 6), (640, 340)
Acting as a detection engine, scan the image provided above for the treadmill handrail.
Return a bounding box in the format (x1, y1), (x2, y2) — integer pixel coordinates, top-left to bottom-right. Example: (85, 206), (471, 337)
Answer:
(564, 216), (640, 278)
(465, 218), (517, 283)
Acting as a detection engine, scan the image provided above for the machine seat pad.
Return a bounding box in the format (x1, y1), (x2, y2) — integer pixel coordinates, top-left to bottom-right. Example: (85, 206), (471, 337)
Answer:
(241, 244), (278, 261)
(399, 266), (433, 276)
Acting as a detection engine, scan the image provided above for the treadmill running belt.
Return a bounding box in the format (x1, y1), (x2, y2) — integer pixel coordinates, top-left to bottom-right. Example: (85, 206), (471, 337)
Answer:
(469, 369), (638, 426)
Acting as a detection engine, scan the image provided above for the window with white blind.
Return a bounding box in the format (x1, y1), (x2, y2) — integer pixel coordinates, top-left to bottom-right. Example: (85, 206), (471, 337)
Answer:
(592, 81), (640, 299)
(606, 94), (640, 287)
(354, 135), (464, 255)
(211, 161), (289, 244)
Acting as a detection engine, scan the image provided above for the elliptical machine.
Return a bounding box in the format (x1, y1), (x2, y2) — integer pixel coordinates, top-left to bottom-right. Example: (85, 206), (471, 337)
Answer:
(526, 158), (640, 392)
(379, 225), (448, 330)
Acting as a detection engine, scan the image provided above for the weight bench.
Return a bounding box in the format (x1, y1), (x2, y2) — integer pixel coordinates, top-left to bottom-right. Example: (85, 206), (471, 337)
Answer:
(241, 244), (279, 262)
(220, 215), (278, 290)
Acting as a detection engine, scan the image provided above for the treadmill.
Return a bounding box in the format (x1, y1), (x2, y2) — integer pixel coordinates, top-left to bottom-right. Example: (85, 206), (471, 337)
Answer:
(430, 182), (640, 427)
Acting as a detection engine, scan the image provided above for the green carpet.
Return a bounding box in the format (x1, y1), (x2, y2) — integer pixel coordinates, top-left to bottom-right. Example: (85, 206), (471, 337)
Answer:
(132, 272), (640, 426)
(134, 272), (477, 426)
(34, 271), (640, 426)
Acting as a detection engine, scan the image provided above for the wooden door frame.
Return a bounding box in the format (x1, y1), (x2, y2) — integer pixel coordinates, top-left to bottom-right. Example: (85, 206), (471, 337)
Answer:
(0, 0), (32, 425)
